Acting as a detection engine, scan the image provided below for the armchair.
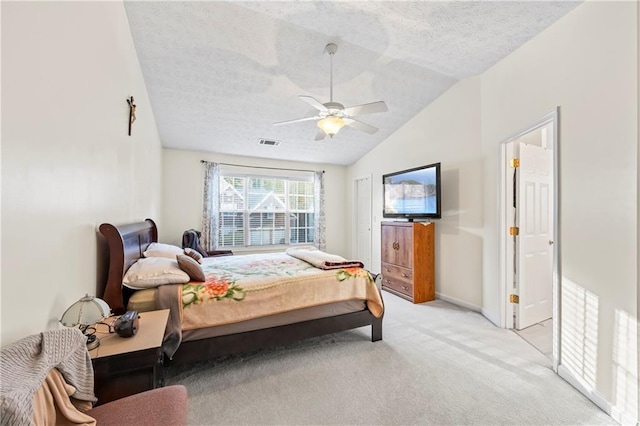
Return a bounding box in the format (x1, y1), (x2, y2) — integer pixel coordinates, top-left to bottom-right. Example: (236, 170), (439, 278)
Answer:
(0, 328), (188, 426)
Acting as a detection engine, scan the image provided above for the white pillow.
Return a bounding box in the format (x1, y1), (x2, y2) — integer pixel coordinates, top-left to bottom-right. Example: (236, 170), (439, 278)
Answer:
(143, 242), (184, 259)
(123, 257), (190, 290)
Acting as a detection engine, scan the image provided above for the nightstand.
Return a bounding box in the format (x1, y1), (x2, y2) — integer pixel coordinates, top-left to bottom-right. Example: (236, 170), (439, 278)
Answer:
(89, 309), (169, 406)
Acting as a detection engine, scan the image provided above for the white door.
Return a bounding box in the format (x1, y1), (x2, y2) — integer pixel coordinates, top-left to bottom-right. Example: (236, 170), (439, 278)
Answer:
(355, 176), (372, 269)
(516, 143), (554, 329)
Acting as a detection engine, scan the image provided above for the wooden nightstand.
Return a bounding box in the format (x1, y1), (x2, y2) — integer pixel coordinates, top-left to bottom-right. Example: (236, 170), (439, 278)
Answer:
(89, 309), (169, 406)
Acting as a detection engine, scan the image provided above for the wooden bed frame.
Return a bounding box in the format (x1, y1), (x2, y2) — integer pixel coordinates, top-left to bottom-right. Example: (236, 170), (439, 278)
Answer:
(99, 218), (383, 365)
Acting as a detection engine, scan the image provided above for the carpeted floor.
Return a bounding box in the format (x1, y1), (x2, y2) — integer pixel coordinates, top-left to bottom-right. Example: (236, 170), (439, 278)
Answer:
(165, 293), (616, 425)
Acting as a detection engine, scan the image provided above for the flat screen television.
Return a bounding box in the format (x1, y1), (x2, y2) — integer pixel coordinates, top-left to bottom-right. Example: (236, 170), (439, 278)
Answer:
(382, 162), (441, 220)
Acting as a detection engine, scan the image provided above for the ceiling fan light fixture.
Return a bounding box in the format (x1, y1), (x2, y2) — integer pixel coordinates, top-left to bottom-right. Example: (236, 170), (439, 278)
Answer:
(317, 116), (345, 137)
(273, 42), (386, 139)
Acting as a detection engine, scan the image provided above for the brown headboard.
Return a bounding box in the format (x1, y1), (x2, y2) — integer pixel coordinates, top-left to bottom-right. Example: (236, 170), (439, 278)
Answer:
(99, 218), (158, 314)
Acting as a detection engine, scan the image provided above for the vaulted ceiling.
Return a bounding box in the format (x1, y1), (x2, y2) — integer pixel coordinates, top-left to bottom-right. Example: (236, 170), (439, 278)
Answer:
(124, 1), (580, 165)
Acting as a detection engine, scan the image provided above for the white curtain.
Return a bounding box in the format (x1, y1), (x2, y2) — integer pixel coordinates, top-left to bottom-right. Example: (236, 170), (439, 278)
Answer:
(314, 171), (326, 251)
(201, 161), (220, 251)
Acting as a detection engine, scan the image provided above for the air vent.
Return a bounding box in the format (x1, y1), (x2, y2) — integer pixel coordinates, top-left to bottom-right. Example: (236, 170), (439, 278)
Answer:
(259, 139), (280, 147)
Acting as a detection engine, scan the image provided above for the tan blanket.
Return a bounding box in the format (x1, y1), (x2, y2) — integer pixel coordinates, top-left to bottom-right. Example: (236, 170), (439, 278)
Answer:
(168, 252), (383, 336)
(32, 369), (96, 426)
(157, 283), (183, 360)
(285, 246), (364, 269)
(0, 328), (96, 426)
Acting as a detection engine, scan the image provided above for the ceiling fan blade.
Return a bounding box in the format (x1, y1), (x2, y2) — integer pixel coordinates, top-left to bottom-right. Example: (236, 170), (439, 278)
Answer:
(343, 118), (379, 134)
(299, 95), (328, 112)
(343, 101), (388, 117)
(273, 116), (320, 126)
(315, 128), (327, 141)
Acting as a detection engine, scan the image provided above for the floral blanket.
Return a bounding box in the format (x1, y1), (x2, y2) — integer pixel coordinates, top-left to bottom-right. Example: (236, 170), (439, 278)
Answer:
(171, 252), (384, 332)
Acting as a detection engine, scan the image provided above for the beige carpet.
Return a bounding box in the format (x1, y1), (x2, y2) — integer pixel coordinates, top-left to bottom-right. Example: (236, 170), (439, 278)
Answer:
(165, 293), (615, 425)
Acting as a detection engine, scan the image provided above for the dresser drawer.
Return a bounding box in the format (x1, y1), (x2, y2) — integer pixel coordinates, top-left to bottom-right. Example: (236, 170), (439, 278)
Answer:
(381, 263), (413, 297)
(381, 262), (413, 282)
(381, 276), (413, 297)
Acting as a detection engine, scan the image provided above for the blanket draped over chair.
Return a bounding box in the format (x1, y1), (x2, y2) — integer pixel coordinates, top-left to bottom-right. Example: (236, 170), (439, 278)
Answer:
(0, 328), (96, 426)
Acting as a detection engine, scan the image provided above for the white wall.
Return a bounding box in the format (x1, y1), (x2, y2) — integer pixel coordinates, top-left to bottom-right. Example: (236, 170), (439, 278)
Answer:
(162, 149), (349, 257)
(347, 77), (484, 311)
(482, 3), (637, 423)
(1, 2), (163, 347)
(349, 1), (638, 423)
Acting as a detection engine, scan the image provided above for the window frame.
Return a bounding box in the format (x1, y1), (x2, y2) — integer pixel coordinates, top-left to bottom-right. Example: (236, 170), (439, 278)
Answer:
(217, 171), (315, 249)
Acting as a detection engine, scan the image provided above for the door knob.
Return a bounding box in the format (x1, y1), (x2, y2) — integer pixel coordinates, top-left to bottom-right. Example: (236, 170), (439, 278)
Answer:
(549, 240), (554, 245)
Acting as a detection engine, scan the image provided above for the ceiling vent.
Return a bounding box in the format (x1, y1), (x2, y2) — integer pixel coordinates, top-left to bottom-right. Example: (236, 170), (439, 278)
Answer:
(259, 139), (280, 146)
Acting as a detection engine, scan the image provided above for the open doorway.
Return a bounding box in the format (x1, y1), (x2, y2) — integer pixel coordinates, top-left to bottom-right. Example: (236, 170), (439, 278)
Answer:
(499, 108), (560, 370)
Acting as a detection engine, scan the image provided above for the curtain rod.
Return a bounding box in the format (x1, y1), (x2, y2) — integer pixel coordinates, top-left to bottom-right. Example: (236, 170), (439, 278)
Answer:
(200, 160), (324, 173)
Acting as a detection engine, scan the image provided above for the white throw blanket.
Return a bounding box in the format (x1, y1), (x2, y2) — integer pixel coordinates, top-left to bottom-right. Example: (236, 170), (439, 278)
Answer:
(0, 328), (96, 426)
(285, 246), (364, 270)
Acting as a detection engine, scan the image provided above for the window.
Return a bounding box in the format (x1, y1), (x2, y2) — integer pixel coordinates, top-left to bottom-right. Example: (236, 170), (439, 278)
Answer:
(218, 173), (315, 248)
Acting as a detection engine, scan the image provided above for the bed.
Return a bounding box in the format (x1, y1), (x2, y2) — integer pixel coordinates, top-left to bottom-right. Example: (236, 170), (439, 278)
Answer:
(99, 218), (384, 365)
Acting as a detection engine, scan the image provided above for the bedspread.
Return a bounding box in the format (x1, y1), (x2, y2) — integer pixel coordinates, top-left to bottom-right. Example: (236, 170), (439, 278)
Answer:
(171, 252), (383, 332)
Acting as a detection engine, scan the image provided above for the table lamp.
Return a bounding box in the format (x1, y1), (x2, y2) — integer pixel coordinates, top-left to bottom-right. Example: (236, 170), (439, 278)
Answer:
(60, 294), (111, 350)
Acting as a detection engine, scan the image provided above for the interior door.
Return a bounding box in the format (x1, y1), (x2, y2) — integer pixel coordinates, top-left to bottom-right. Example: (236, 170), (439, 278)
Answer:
(355, 176), (372, 269)
(516, 142), (554, 329)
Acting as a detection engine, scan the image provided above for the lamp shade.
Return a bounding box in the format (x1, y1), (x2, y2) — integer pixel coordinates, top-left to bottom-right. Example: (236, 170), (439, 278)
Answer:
(60, 294), (111, 327)
(317, 116), (345, 137)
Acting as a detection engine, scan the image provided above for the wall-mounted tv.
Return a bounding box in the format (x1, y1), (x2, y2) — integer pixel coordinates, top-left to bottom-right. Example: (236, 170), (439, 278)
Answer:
(383, 162), (441, 220)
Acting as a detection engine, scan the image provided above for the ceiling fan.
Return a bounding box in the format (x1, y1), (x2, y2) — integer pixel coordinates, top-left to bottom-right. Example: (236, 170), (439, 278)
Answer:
(273, 43), (388, 141)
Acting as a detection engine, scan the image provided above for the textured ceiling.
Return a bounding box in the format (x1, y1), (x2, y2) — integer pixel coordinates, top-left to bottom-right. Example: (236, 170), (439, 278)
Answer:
(124, 1), (580, 166)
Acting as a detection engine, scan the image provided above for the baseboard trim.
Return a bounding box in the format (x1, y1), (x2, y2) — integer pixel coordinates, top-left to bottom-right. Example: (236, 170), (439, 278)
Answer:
(435, 292), (481, 313)
(558, 364), (637, 425)
(479, 307), (501, 327)
(558, 364), (612, 417)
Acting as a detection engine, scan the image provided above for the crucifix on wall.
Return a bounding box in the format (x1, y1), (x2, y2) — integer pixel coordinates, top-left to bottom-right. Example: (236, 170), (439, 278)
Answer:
(127, 96), (136, 136)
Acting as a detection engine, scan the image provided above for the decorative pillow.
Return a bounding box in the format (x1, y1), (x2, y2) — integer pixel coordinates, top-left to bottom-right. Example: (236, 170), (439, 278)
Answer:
(176, 254), (206, 282)
(123, 257), (190, 290)
(143, 242), (184, 259)
(184, 247), (203, 264)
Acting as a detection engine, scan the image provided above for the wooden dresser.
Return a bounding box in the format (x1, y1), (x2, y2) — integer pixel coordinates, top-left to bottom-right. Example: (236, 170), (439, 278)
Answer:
(381, 221), (435, 303)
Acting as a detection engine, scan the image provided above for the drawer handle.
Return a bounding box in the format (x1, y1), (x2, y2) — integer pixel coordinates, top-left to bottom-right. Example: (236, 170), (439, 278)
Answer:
(401, 273), (408, 277)
(402, 285), (409, 290)
(392, 241), (400, 250)
(385, 268), (391, 272)
(384, 279), (391, 285)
